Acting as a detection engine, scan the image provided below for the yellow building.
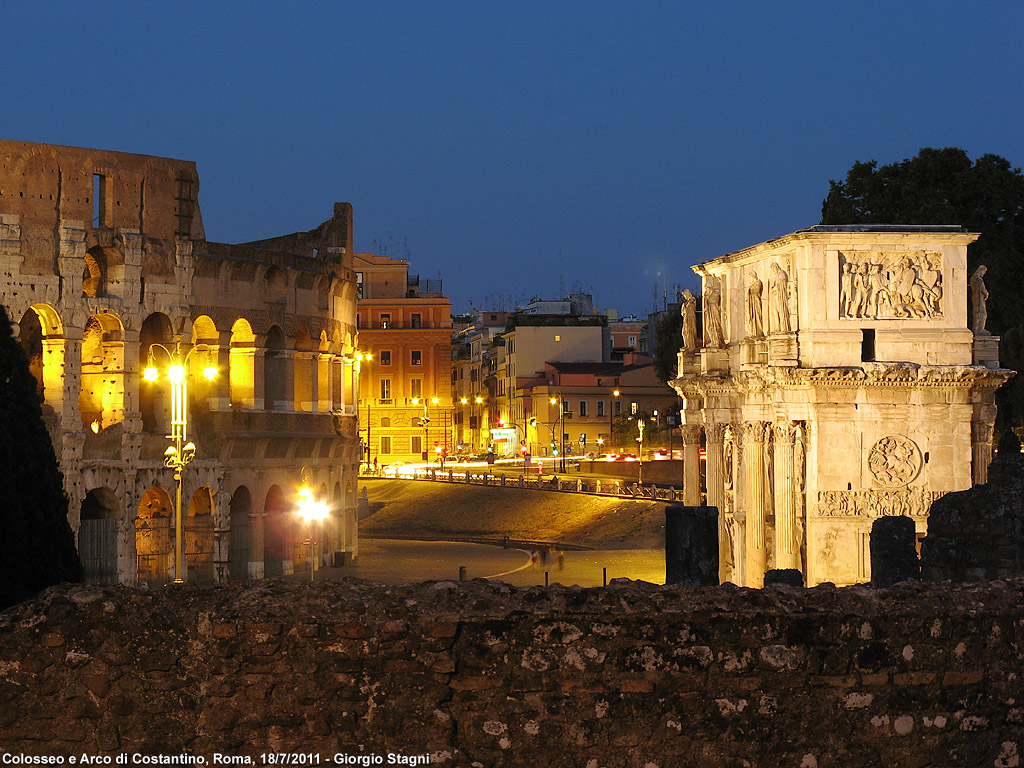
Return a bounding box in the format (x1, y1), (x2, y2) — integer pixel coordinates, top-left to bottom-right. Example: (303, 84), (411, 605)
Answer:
(355, 252), (453, 467)
(1, 139), (361, 585)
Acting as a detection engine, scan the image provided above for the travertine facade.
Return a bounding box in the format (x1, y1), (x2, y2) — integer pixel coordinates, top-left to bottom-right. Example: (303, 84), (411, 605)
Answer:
(672, 225), (1012, 587)
(0, 139), (360, 585)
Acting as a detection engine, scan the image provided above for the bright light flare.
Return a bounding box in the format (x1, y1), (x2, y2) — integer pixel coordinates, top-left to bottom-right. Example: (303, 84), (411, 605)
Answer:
(143, 367), (159, 382)
(168, 365), (186, 384)
(297, 499), (329, 523)
(203, 365), (218, 381)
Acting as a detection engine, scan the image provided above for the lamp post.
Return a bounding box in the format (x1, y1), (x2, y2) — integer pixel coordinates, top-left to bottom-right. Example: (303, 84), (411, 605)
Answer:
(474, 396), (484, 452)
(296, 468), (329, 582)
(549, 394), (567, 473)
(637, 418), (646, 486)
(143, 336), (217, 584)
(610, 389), (620, 454)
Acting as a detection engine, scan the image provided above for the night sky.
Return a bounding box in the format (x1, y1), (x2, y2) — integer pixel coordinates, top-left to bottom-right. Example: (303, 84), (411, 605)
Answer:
(2, 1), (1021, 316)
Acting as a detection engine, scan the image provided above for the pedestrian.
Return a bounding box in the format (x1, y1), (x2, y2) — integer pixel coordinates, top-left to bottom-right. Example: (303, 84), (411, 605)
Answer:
(557, 551), (565, 571)
(530, 550), (539, 568)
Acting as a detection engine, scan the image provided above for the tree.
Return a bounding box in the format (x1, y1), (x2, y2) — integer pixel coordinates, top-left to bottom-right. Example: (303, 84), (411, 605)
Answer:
(822, 148), (1024, 334)
(822, 147), (1024, 440)
(0, 304), (82, 609)
(652, 308), (684, 384)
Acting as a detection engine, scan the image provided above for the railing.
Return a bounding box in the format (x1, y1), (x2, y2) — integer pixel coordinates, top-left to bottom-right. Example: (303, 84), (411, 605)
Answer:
(361, 466), (689, 502)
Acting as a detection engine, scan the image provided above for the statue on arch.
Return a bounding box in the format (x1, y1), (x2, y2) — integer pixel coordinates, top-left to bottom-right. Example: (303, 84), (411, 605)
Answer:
(746, 270), (764, 338)
(680, 289), (699, 350)
(769, 262), (791, 333)
(703, 275), (725, 347)
(971, 265), (990, 335)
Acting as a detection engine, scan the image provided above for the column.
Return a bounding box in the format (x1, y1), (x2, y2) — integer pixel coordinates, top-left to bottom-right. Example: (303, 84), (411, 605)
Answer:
(681, 424), (702, 506)
(972, 420), (994, 486)
(773, 422), (800, 571)
(743, 421), (767, 587)
(705, 423), (729, 584)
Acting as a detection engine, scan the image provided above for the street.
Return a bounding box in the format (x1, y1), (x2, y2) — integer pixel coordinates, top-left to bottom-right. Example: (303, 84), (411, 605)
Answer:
(308, 538), (666, 587)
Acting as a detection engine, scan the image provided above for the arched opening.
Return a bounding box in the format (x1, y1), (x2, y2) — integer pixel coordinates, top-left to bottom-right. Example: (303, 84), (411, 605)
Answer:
(264, 485), (290, 576)
(229, 318), (257, 409)
(80, 488), (119, 585)
(188, 315), (220, 424)
(78, 312), (125, 432)
(264, 325), (286, 411)
(331, 331), (345, 411)
(294, 326), (314, 412)
(317, 331), (331, 412)
(228, 486), (252, 580)
(186, 486), (216, 585)
(19, 309), (45, 401)
(139, 313), (175, 433)
(82, 249), (106, 298)
(136, 486), (174, 586)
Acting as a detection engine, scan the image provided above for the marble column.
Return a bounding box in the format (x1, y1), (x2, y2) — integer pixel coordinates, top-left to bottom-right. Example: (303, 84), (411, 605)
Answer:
(773, 422), (799, 571)
(743, 421), (767, 587)
(705, 423), (728, 583)
(681, 424), (702, 506)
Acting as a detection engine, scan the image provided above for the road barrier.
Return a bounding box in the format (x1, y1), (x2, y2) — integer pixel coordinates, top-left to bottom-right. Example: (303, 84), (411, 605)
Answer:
(361, 466), (690, 503)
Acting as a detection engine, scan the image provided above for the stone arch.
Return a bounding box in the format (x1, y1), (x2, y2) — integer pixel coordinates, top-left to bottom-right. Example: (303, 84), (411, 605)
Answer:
(135, 486), (173, 585)
(315, 275), (330, 311)
(139, 312), (175, 433)
(263, 484), (290, 577)
(317, 482), (331, 560)
(188, 315), (220, 416)
(186, 486), (216, 585)
(264, 266), (287, 304)
(318, 330), (332, 413)
(79, 488), (119, 585)
(78, 312), (125, 432)
(228, 485), (253, 580)
(229, 318), (257, 409)
(264, 325), (286, 411)
(82, 248), (106, 298)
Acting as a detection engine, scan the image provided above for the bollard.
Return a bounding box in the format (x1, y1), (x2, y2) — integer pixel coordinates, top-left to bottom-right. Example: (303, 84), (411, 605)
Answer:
(603, 567), (607, 586)
(764, 568), (804, 587)
(458, 566), (467, 582)
(545, 571), (549, 587)
(665, 505), (719, 587)
(503, 535), (510, 549)
(870, 516), (920, 586)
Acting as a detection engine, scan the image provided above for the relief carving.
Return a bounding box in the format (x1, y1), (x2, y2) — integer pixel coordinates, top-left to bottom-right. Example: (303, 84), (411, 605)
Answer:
(867, 435), (922, 488)
(816, 488), (946, 519)
(838, 252), (943, 320)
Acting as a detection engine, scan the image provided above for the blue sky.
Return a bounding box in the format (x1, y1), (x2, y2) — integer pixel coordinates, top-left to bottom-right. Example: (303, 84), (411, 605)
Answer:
(2, 1), (1021, 316)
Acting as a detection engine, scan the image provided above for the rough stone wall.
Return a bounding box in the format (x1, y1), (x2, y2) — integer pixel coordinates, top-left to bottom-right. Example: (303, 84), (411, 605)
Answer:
(922, 454), (1024, 581)
(1, 579), (1023, 767)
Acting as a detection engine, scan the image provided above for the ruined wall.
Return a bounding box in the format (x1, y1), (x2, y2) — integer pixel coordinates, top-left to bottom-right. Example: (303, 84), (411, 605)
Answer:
(1, 580), (1022, 766)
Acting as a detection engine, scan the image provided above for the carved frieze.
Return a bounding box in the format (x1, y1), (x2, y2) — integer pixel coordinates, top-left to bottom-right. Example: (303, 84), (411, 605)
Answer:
(816, 488), (946, 519)
(839, 251), (943, 320)
(867, 435), (922, 488)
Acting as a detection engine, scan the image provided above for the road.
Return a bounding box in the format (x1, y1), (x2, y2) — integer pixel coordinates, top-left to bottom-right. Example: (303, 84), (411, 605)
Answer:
(307, 538), (666, 587)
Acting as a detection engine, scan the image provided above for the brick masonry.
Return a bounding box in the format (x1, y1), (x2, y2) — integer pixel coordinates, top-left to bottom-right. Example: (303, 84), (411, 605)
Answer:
(1, 579), (1023, 766)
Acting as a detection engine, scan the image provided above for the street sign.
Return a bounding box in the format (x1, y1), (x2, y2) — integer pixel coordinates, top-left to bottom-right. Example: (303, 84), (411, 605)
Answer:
(579, 433), (586, 444)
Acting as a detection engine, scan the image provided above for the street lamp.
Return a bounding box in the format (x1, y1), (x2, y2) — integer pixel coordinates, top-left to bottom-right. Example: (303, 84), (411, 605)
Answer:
(296, 468), (329, 582)
(610, 389), (620, 454)
(354, 351), (372, 472)
(637, 418), (646, 486)
(143, 337), (217, 584)
(549, 394), (567, 472)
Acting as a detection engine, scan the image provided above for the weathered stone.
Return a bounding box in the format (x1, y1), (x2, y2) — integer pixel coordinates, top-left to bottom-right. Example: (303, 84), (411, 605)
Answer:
(871, 516), (920, 586)
(665, 505), (719, 587)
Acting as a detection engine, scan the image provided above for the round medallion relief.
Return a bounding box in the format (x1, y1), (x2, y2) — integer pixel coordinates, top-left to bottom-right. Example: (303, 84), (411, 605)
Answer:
(867, 435), (922, 488)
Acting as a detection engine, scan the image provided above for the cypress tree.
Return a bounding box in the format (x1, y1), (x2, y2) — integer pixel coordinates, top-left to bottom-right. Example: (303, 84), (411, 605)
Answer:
(0, 304), (82, 610)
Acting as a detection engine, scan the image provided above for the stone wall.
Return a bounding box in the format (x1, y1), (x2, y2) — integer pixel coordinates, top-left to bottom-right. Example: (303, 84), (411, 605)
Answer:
(1, 579), (1023, 767)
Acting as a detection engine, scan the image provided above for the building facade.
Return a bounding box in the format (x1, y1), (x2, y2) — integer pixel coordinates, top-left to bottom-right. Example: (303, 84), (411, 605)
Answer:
(672, 225), (1011, 587)
(355, 252), (453, 466)
(1, 140), (361, 585)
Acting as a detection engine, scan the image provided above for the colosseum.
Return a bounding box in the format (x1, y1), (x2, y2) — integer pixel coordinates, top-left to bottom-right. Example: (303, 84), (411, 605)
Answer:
(0, 139), (361, 585)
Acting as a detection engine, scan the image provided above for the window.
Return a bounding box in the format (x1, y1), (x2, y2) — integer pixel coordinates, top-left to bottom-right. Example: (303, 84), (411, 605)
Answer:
(597, 401), (605, 417)
(579, 400), (588, 417)
(411, 350), (422, 366)
(615, 401), (622, 415)
(356, 272), (364, 299)
(379, 350), (392, 366)
(554, 335), (561, 342)
(862, 329), (876, 362)
(628, 335), (637, 346)
(380, 313), (391, 329)
(411, 313), (422, 329)
(380, 436), (392, 454)
(411, 436), (422, 454)
(380, 417), (391, 427)
(410, 379), (422, 398)
(379, 379), (391, 401)
(93, 174), (109, 227)
(631, 402), (638, 415)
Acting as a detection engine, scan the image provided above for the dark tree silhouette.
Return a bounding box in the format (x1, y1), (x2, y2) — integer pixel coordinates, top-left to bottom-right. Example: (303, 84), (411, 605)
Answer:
(822, 147), (1024, 441)
(0, 304), (82, 610)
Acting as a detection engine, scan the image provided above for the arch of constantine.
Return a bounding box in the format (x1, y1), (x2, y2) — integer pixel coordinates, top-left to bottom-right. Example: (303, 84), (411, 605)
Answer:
(0, 139), (361, 586)
(672, 225), (1012, 587)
